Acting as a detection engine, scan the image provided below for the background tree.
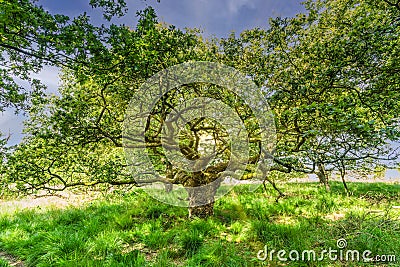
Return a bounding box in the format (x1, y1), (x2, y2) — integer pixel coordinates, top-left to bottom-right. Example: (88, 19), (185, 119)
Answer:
(220, 0), (400, 191)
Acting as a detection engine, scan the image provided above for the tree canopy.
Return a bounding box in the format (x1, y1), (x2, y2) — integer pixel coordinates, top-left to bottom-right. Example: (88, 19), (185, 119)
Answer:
(1, 0), (400, 215)
(220, 0), (400, 185)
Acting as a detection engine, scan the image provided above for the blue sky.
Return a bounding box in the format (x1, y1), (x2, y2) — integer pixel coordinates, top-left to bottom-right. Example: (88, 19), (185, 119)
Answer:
(37, 0), (305, 37)
(1, 0), (304, 145)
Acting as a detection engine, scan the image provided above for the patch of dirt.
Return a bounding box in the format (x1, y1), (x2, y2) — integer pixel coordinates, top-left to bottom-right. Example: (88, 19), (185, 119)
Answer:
(0, 191), (101, 212)
(325, 213), (346, 221)
(0, 251), (25, 267)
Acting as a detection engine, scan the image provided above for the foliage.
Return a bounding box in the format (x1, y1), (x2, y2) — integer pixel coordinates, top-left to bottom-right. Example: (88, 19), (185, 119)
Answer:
(0, 0), (111, 111)
(220, 0), (400, 175)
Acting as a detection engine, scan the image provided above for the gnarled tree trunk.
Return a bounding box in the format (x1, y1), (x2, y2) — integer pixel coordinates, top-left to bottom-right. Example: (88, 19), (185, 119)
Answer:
(185, 172), (222, 218)
(317, 163), (330, 191)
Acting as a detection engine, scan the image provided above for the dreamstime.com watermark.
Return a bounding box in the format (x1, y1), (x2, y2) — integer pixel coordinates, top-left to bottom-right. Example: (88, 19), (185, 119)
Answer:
(257, 238), (397, 263)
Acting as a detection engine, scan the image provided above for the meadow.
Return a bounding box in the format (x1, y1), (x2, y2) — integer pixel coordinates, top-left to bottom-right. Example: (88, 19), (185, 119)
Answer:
(0, 182), (399, 266)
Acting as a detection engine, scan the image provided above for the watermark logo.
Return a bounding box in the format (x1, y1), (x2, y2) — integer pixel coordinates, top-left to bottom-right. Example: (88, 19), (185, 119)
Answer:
(122, 61), (276, 207)
(257, 238), (397, 263)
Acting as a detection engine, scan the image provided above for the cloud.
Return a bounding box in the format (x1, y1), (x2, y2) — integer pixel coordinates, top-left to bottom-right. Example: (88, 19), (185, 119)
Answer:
(226, 0), (256, 15)
(0, 109), (25, 146)
(31, 65), (61, 95)
(37, 1), (305, 38)
(143, 0), (304, 37)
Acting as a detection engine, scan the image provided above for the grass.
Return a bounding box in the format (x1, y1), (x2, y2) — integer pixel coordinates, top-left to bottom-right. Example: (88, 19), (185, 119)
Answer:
(0, 182), (399, 266)
(0, 258), (10, 267)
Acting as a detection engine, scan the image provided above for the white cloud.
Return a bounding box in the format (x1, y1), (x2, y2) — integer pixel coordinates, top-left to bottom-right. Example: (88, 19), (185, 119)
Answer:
(31, 65), (61, 95)
(140, 0), (304, 37)
(226, 0), (256, 15)
(0, 109), (25, 146)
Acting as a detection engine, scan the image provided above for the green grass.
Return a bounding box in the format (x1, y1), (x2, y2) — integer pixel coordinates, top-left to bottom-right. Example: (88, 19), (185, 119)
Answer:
(0, 258), (10, 267)
(0, 182), (399, 266)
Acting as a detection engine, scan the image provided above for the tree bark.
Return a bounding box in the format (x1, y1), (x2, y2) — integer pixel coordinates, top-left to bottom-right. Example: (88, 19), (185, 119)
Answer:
(339, 167), (350, 196)
(317, 163), (330, 191)
(186, 173), (221, 218)
(263, 177), (285, 202)
(188, 202), (215, 218)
